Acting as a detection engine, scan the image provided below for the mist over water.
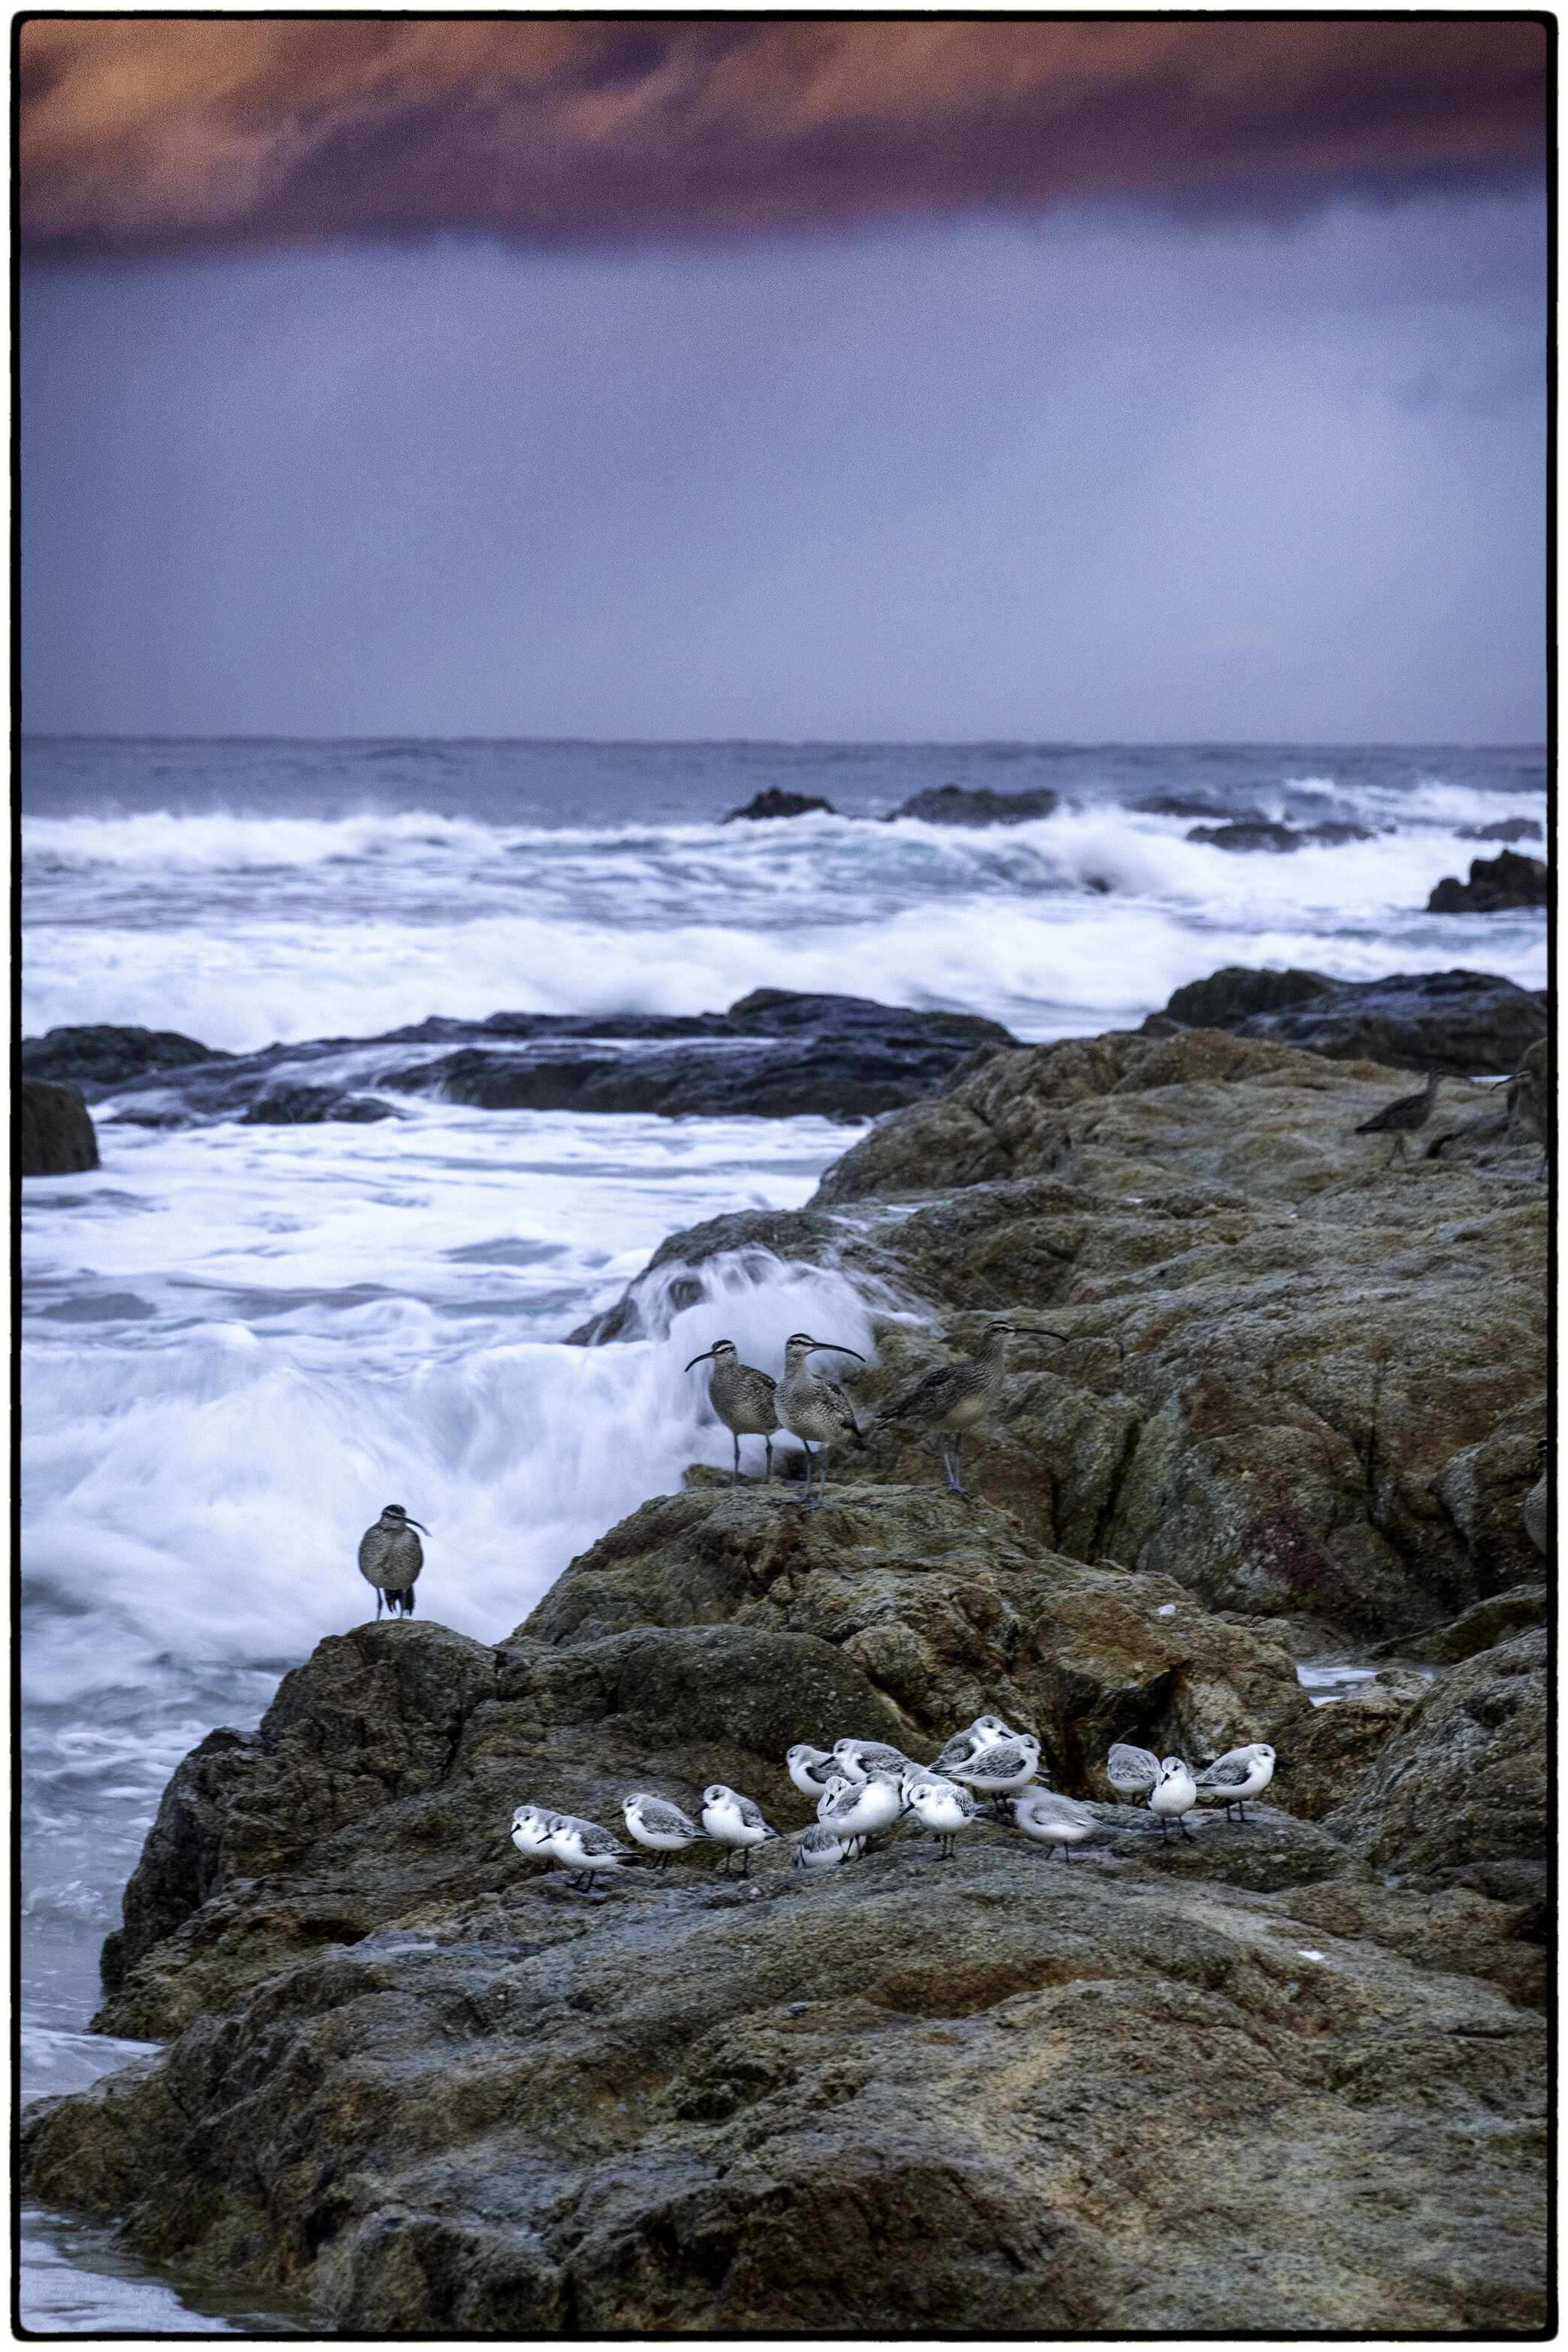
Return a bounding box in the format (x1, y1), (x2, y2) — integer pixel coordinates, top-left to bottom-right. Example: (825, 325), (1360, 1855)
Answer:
(19, 737), (1547, 2320)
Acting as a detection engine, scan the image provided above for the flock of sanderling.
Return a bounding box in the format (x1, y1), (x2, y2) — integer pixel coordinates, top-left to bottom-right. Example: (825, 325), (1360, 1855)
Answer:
(509, 1715), (1279, 1890)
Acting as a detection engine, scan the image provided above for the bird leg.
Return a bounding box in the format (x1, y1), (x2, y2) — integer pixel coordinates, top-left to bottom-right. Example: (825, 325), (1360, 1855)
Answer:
(1179, 1818), (1197, 1844)
(764, 1436), (773, 1485)
(1159, 1817), (1170, 1844)
(798, 1442), (816, 1505)
(940, 1432), (974, 1500)
(375, 1589), (383, 1620)
(731, 1432), (741, 1488)
(740, 1846), (752, 1879)
(1385, 1136), (1408, 1168)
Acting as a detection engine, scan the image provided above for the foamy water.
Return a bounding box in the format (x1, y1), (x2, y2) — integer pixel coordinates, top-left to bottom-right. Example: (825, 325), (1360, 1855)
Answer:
(20, 737), (1548, 2324)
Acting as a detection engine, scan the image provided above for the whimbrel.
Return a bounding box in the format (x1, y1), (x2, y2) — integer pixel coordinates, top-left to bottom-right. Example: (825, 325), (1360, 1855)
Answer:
(776, 1332), (868, 1508)
(1194, 1742), (1276, 1823)
(1354, 1069), (1442, 1166)
(358, 1503), (427, 1618)
(683, 1338), (779, 1483)
(879, 1321), (1064, 1497)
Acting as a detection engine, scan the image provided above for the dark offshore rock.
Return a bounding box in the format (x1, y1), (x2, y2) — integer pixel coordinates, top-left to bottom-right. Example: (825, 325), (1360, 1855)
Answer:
(20, 1079), (99, 1175)
(1158, 964), (1333, 1029)
(29, 991), (1014, 1129)
(888, 784), (1058, 825)
(1131, 794), (1268, 821)
(722, 788), (835, 820)
(21, 1603), (1546, 2332)
(20, 1023), (226, 1088)
(1232, 968), (1548, 1073)
(1458, 816), (1542, 843)
(1427, 849), (1550, 913)
(1185, 820), (1372, 852)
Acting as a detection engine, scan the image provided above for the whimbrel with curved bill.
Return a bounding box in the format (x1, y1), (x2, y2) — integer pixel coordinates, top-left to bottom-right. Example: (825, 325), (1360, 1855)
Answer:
(683, 1338), (779, 1483)
(776, 1332), (868, 1508)
(879, 1321), (1064, 1497)
(1354, 1069), (1442, 1166)
(358, 1503), (427, 1618)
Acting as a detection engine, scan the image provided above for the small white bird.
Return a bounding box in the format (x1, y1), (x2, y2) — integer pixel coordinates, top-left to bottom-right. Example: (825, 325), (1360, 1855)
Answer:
(931, 1715), (1016, 1778)
(510, 1803), (560, 1857)
(785, 1743), (842, 1797)
(701, 1784), (779, 1878)
(950, 1736), (1043, 1814)
(792, 1823), (851, 1874)
(1149, 1758), (1199, 1844)
(1013, 1789), (1102, 1863)
(1195, 1743), (1276, 1823)
(546, 1813), (637, 1889)
(622, 1793), (714, 1867)
(1106, 1741), (1163, 1799)
(831, 1737), (914, 1784)
(904, 1777), (980, 1860)
(817, 1771), (904, 1855)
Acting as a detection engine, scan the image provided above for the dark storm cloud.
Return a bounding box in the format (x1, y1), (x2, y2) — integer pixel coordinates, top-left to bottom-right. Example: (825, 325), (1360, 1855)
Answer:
(18, 16), (1549, 259)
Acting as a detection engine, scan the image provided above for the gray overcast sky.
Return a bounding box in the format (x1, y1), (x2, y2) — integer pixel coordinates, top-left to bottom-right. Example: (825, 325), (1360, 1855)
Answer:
(21, 189), (1545, 740)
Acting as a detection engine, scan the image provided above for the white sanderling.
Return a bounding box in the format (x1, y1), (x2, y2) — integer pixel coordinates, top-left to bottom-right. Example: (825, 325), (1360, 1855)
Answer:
(622, 1793), (713, 1867)
(510, 1803), (562, 1857)
(1106, 1743), (1199, 1842)
(931, 1714), (1016, 1777)
(904, 1777), (981, 1860)
(950, 1735), (1043, 1814)
(818, 1771), (904, 1854)
(701, 1784), (779, 1877)
(831, 1737), (914, 1784)
(1013, 1789), (1103, 1862)
(1195, 1742), (1276, 1821)
(545, 1812), (637, 1889)
(792, 1822), (851, 1874)
(785, 1743), (842, 1797)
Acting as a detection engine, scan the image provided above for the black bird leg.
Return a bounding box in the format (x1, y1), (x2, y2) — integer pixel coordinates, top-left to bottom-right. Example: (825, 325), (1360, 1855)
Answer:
(764, 1436), (773, 1485)
(731, 1432), (741, 1488)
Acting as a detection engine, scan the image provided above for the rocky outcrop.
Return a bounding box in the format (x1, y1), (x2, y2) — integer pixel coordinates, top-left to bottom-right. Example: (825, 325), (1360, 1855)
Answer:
(1186, 820), (1370, 852)
(21, 1592), (1548, 2332)
(19, 1079), (98, 1175)
(888, 784), (1057, 825)
(1427, 850), (1551, 913)
(1458, 817), (1542, 843)
(722, 789), (834, 821)
(20, 1024), (223, 1088)
(1143, 964), (1548, 1075)
(24, 991), (1014, 1128)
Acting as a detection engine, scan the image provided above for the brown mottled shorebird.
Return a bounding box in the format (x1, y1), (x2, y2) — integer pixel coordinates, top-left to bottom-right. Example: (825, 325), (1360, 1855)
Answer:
(879, 1321), (1064, 1497)
(358, 1503), (427, 1618)
(683, 1337), (779, 1483)
(1354, 1068), (1442, 1166)
(776, 1332), (867, 1509)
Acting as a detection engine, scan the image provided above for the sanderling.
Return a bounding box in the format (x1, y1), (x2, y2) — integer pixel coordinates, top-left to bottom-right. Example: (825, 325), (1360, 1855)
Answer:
(818, 1771), (904, 1855)
(1195, 1742), (1276, 1822)
(904, 1777), (980, 1860)
(1106, 1742), (1161, 1799)
(545, 1813), (637, 1889)
(622, 1793), (713, 1866)
(1013, 1789), (1102, 1862)
(950, 1735), (1043, 1814)
(831, 1737), (914, 1784)
(510, 1803), (562, 1857)
(701, 1784), (779, 1878)
(932, 1715), (1016, 1778)
(792, 1822), (851, 1874)
(1106, 1744), (1198, 1841)
(785, 1743), (842, 1797)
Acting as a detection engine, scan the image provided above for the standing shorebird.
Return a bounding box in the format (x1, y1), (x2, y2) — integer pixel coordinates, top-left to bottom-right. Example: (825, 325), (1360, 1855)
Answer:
(879, 1322), (1064, 1498)
(358, 1504), (428, 1618)
(1354, 1069), (1442, 1167)
(776, 1333), (868, 1508)
(683, 1338), (779, 1484)
(1107, 1743), (1198, 1843)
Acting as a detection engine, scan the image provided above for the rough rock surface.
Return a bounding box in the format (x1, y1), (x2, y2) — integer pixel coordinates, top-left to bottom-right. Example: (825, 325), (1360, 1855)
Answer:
(1143, 964), (1547, 1073)
(722, 788), (834, 821)
(23, 991), (1013, 1128)
(1427, 849), (1551, 913)
(20, 1079), (99, 1175)
(1185, 819), (1370, 852)
(22, 1591), (1548, 2333)
(20, 1024), (225, 1088)
(888, 784), (1058, 825)
(585, 1027), (1546, 1639)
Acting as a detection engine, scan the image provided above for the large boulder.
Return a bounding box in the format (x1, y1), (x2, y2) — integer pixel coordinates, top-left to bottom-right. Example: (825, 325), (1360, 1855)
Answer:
(888, 784), (1057, 825)
(20, 1024), (223, 1092)
(19, 1079), (98, 1175)
(1427, 851), (1550, 913)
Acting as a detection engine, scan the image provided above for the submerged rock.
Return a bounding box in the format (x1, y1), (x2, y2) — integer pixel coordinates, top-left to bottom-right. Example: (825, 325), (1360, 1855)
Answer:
(722, 788), (835, 821)
(888, 784), (1058, 825)
(20, 1079), (98, 1175)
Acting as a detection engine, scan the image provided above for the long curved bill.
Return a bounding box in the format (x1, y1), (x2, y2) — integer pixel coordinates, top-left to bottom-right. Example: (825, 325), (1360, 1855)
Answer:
(683, 1347), (718, 1371)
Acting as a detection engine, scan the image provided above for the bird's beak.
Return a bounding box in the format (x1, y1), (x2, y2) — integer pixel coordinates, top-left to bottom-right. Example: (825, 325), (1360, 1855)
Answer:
(810, 1342), (866, 1361)
(1011, 1328), (1068, 1343)
(406, 1519), (431, 1534)
(684, 1348), (716, 1370)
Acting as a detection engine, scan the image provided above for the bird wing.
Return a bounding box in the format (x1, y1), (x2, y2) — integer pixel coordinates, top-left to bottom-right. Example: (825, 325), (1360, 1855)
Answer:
(1197, 1754), (1249, 1788)
(1106, 1742), (1160, 1791)
(733, 1792), (773, 1830)
(638, 1800), (700, 1836)
(879, 1364), (949, 1424)
(971, 1742), (1032, 1777)
(933, 1735), (979, 1775)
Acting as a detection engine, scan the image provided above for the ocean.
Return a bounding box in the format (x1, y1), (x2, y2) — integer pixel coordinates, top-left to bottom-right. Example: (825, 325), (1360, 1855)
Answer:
(19, 737), (1547, 2326)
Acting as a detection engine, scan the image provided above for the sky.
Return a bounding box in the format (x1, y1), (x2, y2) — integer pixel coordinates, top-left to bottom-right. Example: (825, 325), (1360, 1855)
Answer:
(18, 15), (1550, 743)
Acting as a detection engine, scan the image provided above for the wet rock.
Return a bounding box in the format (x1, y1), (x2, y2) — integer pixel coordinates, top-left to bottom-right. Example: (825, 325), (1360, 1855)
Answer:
(1427, 849), (1549, 913)
(888, 784), (1058, 825)
(20, 1079), (99, 1175)
(1185, 821), (1371, 852)
(20, 1023), (226, 1088)
(1233, 968), (1548, 1074)
(1432, 1394), (1548, 1593)
(1161, 964), (1332, 1028)
(722, 788), (834, 820)
(1370, 1584), (1547, 1668)
(1523, 1474), (1550, 1554)
(1458, 817), (1542, 843)
(1273, 1670), (1431, 1821)
(1131, 795), (1269, 821)
(1324, 1629), (1546, 1883)
(1097, 1802), (1365, 1889)
(1267, 1878), (1548, 2009)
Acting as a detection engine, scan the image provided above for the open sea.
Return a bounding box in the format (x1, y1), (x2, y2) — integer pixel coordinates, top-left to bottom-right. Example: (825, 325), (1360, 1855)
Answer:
(19, 737), (1548, 2328)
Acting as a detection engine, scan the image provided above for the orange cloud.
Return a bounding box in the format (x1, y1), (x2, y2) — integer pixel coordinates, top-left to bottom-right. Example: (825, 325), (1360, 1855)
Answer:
(17, 17), (1549, 259)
